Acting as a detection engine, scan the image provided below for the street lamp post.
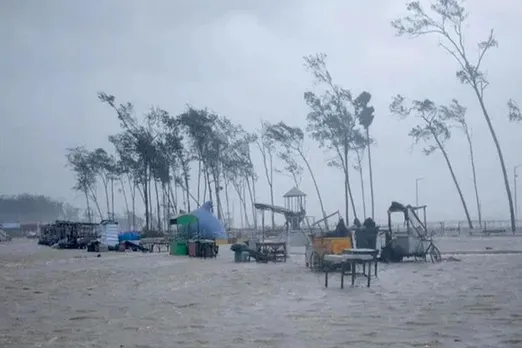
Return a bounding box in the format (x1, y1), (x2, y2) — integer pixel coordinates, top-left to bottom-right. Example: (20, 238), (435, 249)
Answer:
(415, 177), (424, 206)
(513, 164), (522, 220)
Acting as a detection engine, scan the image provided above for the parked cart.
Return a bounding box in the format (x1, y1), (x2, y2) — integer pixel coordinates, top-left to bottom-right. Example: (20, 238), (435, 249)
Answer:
(380, 201), (441, 263)
(304, 211), (354, 272)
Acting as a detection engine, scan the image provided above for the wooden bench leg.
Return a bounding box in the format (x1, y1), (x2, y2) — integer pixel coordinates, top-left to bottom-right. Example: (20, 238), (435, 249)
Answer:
(340, 263), (344, 289)
(324, 269), (329, 288)
(374, 259), (378, 277)
(351, 260), (356, 287)
(367, 261), (371, 288)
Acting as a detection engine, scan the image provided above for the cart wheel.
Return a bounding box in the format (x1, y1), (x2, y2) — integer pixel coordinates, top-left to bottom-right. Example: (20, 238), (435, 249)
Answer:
(309, 252), (322, 272)
(379, 246), (391, 263)
(428, 244), (442, 263)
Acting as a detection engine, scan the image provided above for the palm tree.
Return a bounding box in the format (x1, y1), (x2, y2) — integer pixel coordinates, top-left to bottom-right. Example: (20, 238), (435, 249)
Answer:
(354, 92), (375, 218)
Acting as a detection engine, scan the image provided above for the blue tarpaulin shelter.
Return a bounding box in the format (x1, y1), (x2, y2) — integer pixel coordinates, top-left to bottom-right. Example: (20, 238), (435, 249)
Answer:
(118, 231), (141, 242)
(170, 201), (226, 239)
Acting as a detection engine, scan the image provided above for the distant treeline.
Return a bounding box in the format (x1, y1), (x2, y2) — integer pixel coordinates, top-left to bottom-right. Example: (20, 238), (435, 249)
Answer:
(0, 194), (80, 223)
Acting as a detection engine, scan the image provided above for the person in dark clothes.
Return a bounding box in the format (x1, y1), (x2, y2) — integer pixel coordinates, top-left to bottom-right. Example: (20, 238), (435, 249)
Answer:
(331, 218), (349, 237)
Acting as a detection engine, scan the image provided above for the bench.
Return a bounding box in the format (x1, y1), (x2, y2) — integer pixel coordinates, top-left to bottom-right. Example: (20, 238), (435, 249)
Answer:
(140, 237), (170, 252)
(257, 241), (287, 263)
(483, 229), (506, 236)
(323, 249), (379, 288)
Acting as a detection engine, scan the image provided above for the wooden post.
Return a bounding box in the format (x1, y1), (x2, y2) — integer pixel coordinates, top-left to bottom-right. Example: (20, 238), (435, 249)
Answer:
(351, 260), (356, 286)
(324, 268), (329, 288)
(367, 261), (371, 287)
(261, 210), (265, 243)
(340, 263), (345, 289)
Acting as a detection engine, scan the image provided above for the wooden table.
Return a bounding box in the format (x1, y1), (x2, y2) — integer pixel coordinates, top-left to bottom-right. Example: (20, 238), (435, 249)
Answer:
(344, 248), (379, 278)
(256, 241), (287, 262)
(323, 249), (379, 288)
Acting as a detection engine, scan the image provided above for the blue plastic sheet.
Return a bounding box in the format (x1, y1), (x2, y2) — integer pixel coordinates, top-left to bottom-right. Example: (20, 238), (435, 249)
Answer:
(187, 201), (227, 239)
(118, 231), (141, 242)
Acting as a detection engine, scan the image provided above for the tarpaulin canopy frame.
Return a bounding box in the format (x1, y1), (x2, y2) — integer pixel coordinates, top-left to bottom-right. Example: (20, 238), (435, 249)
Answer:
(170, 214), (199, 226)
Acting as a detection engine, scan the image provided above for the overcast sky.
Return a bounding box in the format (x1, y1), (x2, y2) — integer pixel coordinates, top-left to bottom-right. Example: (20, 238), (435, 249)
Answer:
(1, 0), (521, 224)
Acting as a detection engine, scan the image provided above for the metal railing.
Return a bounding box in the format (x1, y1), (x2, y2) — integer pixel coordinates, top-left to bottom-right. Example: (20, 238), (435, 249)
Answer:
(227, 219), (522, 239)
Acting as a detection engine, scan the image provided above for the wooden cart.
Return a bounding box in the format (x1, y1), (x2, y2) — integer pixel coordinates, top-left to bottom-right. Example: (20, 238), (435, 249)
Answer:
(306, 235), (353, 271)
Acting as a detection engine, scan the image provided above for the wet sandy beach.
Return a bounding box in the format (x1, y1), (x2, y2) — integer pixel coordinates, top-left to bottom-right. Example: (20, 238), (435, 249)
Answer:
(1, 238), (522, 348)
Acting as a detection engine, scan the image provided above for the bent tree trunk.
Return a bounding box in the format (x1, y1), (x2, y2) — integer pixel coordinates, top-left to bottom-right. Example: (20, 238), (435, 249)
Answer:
(246, 178), (256, 228)
(143, 162), (150, 230)
(258, 143), (276, 230)
(366, 128), (375, 218)
(197, 160), (202, 203)
(342, 147), (358, 223)
(89, 187), (103, 221)
(223, 176), (231, 227)
(154, 179), (161, 231)
(433, 135), (473, 229)
(148, 175), (153, 229)
(101, 177), (110, 220)
(178, 179), (198, 209)
(355, 149), (367, 219)
(298, 150), (329, 230)
(250, 175), (258, 229)
(473, 86), (515, 232)
(345, 167), (358, 222)
(183, 170), (191, 212)
(268, 154), (275, 230)
(343, 147), (350, 223)
(341, 145), (357, 223)
(131, 183), (136, 230)
(119, 178), (130, 227)
(168, 183), (178, 214)
(233, 182), (250, 227)
(344, 168), (350, 223)
(464, 130), (482, 228)
(213, 170), (222, 220)
(84, 189), (92, 223)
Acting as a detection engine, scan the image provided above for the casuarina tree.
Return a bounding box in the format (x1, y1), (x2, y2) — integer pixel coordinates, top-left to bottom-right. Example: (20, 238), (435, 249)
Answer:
(390, 95), (474, 229)
(303, 53), (368, 223)
(353, 91), (376, 218)
(439, 100), (483, 227)
(392, 0), (517, 231)
(255, 121), (277, 230)
(264, 121), (330, 230)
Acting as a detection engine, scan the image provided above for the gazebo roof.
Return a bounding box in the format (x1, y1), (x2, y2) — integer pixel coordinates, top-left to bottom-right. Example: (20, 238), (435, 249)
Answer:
(283, 187), (306, 198)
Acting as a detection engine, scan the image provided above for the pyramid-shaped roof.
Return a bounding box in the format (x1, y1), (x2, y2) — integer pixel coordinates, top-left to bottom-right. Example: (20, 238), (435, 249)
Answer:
(283, 187), (306, 197)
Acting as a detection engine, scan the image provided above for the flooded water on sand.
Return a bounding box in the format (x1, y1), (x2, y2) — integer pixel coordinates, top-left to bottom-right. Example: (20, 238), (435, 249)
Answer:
(1, 238), (522, 348)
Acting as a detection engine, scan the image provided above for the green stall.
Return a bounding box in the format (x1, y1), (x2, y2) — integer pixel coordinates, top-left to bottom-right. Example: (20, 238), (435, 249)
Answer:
(169, 214), (199, 256)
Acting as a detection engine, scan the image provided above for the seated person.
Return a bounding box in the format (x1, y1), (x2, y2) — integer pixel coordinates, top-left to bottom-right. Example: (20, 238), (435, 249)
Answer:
(331, 218), (350, 237)
(363, 217), (376, 229)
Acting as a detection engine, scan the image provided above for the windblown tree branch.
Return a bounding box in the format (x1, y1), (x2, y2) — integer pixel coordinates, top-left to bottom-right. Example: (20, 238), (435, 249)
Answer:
(508, 99), (521, 122)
